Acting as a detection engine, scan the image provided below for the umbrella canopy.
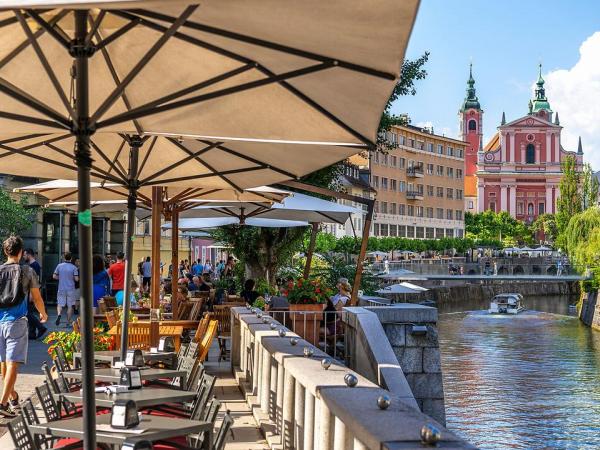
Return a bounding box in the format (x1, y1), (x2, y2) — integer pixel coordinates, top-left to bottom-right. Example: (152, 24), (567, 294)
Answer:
(178, 190), (360, 224)
(164, 217), (309, 229)
(367, 251), (389, 257)
(15, 179), (289, 204)
(376, 282), (428, 295)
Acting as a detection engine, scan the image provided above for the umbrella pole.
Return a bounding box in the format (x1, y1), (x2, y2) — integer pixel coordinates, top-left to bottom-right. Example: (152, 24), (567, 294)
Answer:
(350, 198), (375, 306)
(303, 222), (319, 279)
(120, 137), (140, 361)
(150, 187), (163, 346)
(73, 10), (96, 450)
(171, 208), (180, 319)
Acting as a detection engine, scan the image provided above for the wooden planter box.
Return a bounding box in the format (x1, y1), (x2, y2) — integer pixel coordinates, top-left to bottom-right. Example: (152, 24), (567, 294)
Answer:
(289, 303), (324, 346)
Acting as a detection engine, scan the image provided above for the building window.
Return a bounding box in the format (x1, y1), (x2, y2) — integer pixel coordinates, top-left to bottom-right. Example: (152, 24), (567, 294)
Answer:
(381, 202), (388, 214)
(417, 184), (424, 195)
(468, 119), (477, 131)
(383, 154), (388, 165)
(436, 208), (444, 219)
(427, 143), (434, 152)
(374, 201), (379, 214)
(446, 188), (454, 199)
(436, 228), (445, 238)
(426, 227), (434, 238)
(391, 203), (397, 215)
(427, 163), (434, 175)
(399, 158), (406, 169)
(456, 169), (463, 179)
(417, 141), (424, 150)
(399, 181), (406, 192)
(372, 176), (379, 188)
(416, 227), (424, 238)
(526, 143), (535, 164)
(447, 209), (453, 220)
(399, 204), (406, 215)
(446, 229), (454, 238)
(456, 210), (463, 221)
(398, 225), (406, 237)
(457, 148), (464, 158)
(406, 226), (415, 238)
(391, 156), (397, 167)
(538, 203), (545, 215)
(456, 189), (463, 200)
(399, 135), (405, 146)
(436, 165), (444, 176)
(416, 206), (424, 217)
(447, 146), (454, 157)
(437, 144), (443, 154)
(373, 223), (380, 236)
(407, 205), (414, 216)
(408, 138), (415, 148)
(380, 224), (388, 236)
(446, 167), (454, 178)
(489, 201), (496, 212)
(426, 207), (434, 218)
(391, 179), (397, 191)
(390, 224), (397, 237)
(528, 203), (534, 216)
(427, 185), (434, 197)
(468, 200), (474, 209)
(518, 202), (524, 215)
(381, 178), (388, 190)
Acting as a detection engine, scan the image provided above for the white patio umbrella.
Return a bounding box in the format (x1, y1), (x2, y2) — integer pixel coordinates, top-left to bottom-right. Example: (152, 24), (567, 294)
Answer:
(376, 282), (428, 295)
(367, 251), (389, 258)
(0, 2), (419, 443)
(178, 190), (360, 225)
(164, 217), (310, 229)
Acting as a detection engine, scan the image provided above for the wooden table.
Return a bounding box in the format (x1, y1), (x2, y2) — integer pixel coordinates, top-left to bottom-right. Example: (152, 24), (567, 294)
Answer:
(29, 414), (211, 448)
(53, 387), (195, 409)
(73, 350), (176, 368)
(62, 367), (188, 390)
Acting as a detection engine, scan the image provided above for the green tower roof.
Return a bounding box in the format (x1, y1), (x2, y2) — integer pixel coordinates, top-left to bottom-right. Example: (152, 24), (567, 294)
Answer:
(460, 63), (481, 112)
(531, 64), (552, 113)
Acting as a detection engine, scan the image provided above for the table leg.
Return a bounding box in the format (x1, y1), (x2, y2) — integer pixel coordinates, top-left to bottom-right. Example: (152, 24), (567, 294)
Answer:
(202, 428), (212, 450)
(181, 373), (187, 390)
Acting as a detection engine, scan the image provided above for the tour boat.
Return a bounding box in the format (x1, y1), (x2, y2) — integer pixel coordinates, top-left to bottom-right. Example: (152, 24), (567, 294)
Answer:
(488, 293), (525, 314)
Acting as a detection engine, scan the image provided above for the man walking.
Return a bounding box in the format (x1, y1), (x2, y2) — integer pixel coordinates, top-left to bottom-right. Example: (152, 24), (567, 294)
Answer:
(108, 251), (125, 296)
(0, 236), (48, 417)
(142, 256), (152, 292)
(53, 252), (79, 327)
(23, 249), (47, 340)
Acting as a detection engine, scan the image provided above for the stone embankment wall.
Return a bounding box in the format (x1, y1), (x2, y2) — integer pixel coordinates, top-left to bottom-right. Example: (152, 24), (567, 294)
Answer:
(580, 291), (599, 329)
(400, 281), (579, 311)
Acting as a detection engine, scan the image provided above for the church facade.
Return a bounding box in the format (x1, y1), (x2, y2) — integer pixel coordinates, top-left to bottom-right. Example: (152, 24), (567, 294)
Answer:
(460, 65), (583, 223)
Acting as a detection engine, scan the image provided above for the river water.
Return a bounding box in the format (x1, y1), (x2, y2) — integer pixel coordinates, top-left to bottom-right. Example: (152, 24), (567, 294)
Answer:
(438, 295), (600, 449)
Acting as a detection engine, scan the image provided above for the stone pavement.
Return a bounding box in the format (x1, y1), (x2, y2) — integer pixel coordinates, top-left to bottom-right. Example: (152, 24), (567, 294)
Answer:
(0, 314), (268, 449)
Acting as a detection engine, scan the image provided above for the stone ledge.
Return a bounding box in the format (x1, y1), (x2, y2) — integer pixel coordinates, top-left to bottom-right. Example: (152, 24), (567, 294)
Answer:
(367, 304), (438, 323)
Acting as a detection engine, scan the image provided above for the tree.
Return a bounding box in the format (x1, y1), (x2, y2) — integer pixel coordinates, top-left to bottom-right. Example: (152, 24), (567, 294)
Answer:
(581, 163), (599, 210)
(0, 189), (37, 241)
(531, 213), (558, 243)
(556, 155), (582, 234)
(465, 210), (532, 244)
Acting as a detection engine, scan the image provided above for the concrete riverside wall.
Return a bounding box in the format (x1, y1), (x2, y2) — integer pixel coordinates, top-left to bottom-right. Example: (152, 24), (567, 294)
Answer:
(362, 305), (445, 425)
(580, 291), (599, 329)
(230, 307), (474, 450)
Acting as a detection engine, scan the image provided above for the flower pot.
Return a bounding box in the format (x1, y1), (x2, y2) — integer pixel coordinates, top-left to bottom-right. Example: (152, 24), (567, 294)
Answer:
(289, 303), (325, 346)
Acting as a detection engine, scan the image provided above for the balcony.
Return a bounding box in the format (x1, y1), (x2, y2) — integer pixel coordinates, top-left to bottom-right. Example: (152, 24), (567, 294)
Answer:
(406, 190), (424, 200)
(406, 165), (424, 178)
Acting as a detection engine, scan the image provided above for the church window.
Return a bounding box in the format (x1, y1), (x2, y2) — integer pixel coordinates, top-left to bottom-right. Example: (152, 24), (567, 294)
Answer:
(489, 202), (496, 212)
(538, 203), (545, 215)
(468, 119), (477, 131)
(526, 143), (535, 164)
(528, 203), (534, 216)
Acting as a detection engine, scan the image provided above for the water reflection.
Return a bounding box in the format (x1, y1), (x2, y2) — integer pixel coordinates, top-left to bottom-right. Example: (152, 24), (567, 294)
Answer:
(439, 296), (600, 449)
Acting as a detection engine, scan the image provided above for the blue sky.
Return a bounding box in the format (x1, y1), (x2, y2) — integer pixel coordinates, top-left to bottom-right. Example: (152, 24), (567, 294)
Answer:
(390, 0), (600, 165)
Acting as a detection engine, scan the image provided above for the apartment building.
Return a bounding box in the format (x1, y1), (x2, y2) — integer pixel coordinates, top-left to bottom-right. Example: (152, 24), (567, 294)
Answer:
(370, 124), (467, 239)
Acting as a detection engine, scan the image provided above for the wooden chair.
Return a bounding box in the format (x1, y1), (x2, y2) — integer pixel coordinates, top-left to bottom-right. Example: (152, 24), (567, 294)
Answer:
(114, 322), (151, 351)
(103, 296), (117, 309)
(105, 310), (119, 328)
(188, 299), (204, 321)
(213, 305), (234, 361)
(177, 301), (193, 321)
(193, 314), (211, 343)
(198, 320), (218, 363)
(214, 410), (234, 450)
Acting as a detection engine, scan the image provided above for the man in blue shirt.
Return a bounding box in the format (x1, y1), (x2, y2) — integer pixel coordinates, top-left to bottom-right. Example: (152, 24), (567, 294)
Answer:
(0, 236), (47, 417)
(23, 249), (46, 340)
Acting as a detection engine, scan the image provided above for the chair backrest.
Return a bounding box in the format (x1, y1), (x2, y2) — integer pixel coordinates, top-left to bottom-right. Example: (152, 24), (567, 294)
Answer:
(188, 396), (222, 448)
(177, 301), (193, 321)
(41, 361), (58, 394)
(187, 363), (205, 392)
(35, 382), (61, 422)
(187, 341), (199, 359)
(213, 410), (234, 450)
(189, 299), (204, 320)
(197, 320), (218, 363)
(190, 373), (216, 420)
(106, 309), (119, 328)
(21, 399), (40, 426)
(172, 355), (196, 388)
(213, 305), (232, 335)
(115, 322), (151, 351)
(8, 414), (36, 450)
(72, 317), (81, 333)
(193, 314), (211, 343)
(104, 296), (117, 309)
(177, 342), (189, 359)
(53, 346), (71, 372)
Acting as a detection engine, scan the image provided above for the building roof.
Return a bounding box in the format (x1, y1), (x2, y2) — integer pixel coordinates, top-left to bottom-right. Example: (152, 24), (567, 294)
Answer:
(464, 175), (477, 197)
(531, 64), (552, 113)
(460, 63), (481, 112)
(393, 124), (468, 146)
(483, 132), (500, 152)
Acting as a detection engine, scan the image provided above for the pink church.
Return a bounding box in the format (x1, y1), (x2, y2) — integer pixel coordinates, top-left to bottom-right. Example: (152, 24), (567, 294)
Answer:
(461, 65), (583, 223)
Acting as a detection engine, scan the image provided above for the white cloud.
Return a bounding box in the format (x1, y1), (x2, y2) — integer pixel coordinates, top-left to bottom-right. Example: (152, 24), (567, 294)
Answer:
(545, 32), (600, 170)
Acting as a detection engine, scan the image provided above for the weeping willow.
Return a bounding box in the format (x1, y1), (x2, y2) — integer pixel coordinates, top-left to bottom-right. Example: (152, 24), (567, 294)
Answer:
(564, 207), (600, 266)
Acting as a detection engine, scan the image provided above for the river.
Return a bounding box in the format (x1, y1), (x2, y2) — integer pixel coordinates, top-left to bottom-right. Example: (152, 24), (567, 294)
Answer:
(438, 294), (600, 449)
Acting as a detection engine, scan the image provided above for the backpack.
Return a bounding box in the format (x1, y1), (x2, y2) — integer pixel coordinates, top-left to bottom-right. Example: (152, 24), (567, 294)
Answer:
(0, 264), (25, 309)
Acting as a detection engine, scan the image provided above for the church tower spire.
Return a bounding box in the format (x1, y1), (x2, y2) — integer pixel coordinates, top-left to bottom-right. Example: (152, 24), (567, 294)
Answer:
(531, 63), (552, 121)
(459, 63), (483, 179)
(460, 63), (481, 112)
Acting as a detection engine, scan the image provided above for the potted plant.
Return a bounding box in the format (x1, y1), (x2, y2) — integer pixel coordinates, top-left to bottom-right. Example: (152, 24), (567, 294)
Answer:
(43, 327), (114, 362)
(286, 278), (333, 345)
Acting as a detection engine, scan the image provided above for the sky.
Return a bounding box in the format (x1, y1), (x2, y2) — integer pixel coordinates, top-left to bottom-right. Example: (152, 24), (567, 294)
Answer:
(390, 0), (600, 168)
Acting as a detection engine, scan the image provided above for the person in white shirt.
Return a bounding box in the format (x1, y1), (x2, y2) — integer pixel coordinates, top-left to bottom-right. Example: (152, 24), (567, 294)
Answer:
(330, 277), (351, 311)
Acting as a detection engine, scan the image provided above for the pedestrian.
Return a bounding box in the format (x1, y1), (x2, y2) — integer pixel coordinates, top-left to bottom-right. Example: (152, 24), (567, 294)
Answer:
(92, 255), (110, 315)
(203, 259), (212, 275)
(222, 256), (235, 278)
(108, 251), (125, 296)
(141, 256), (152, 292)
(52, 252), (79, 327)
(216, 259), (225, 278)
(23, 249), (47, 340)
(0, 236), (48, 417)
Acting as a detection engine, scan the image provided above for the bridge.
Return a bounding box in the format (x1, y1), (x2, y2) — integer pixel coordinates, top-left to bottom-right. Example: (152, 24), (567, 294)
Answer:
(380, 273), (589, 281)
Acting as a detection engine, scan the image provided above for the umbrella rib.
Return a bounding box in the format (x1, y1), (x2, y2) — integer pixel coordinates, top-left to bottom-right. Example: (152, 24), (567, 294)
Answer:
(129, 9), (396, 81)
(143, 167), (264, 187)
(0, 143), (77, 172)
(138, 141), (222, 185)
(96, 63), (333, 129)
(168, 188), (196, 205)
(0, 110), (64, 129)
(178, 188), (221, 202)
(89, 140), (128, 183)
(85, 10), (105, 44)
(95, 16), (140, 51)
(317, 211), (347, 225)
(90, 5), (199, 124)
(15, 11), (76, 120)
(200, 140), (297, 180)
(259, 66), (376, 148)
(0, 133), (51, 145)
(168, 138), (243, 192)
(0, 78), (70, 128)
(137, 135), (157, 177)
(92, 20), (144, 135)
(25, 10), (70, 50)
(51, 189), (80, 203)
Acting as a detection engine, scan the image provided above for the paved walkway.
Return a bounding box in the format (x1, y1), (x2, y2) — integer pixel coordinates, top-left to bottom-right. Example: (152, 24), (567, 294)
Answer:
(0, 312), (267, 449)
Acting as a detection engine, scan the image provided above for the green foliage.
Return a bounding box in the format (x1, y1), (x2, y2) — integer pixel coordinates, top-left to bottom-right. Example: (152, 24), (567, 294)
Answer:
(465, 210), (533, 244)
(312, 254), (379, 296)
(563, 207), (600, 265)
(531, 213), (558, 243)
(556, 155), (582, 234)
(0, 189), (37, 241)
(581, 163), (599, 210)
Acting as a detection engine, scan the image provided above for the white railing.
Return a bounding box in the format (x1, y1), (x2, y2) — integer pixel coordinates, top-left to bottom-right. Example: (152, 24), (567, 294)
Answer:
(230, 307), (471, 450)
